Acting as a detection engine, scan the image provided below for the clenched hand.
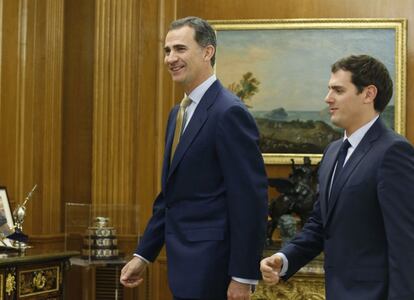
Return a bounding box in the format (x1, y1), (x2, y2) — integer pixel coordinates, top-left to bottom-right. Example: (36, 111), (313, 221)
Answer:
(260, 254), (283, 285)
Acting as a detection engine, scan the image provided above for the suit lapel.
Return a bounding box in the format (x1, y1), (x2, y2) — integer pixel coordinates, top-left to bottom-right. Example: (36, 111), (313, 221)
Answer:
(325, 141), (372, 222)
(167, 80), (222, 181)
(161, 106), (179, 191)
(319, 141), (342, 223)
(325, 118), (385, 225)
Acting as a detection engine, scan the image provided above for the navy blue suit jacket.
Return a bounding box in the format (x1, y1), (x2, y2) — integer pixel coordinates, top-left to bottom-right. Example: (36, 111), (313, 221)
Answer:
(281, 118), (414, 300)
(136, 80), (268, 299)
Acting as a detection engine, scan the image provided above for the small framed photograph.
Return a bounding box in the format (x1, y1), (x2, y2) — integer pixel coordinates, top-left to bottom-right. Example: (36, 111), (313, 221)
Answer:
(0, 186), (15, 239)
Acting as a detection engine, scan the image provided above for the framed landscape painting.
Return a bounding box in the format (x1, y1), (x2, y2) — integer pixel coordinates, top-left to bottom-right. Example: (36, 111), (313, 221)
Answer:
(210, 19), (406, 164)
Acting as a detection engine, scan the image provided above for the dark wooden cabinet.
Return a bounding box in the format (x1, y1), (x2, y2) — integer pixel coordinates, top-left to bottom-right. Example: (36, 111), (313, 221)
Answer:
(0, 250), (78, 300)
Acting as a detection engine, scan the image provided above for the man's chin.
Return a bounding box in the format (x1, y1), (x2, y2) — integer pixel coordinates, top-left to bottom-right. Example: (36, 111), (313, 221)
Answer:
(170, 74), (184, 83)
(330, 117), (340, 127)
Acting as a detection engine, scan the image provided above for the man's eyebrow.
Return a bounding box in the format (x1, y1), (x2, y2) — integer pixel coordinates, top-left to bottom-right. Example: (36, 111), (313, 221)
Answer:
(165, 44), (187, 50)
(328, 84), (344, 90)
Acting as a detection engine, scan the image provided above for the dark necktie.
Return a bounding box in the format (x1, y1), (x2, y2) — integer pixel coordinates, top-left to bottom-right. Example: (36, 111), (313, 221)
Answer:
(170, 97), (192, 163)
(331, 139), (351, 188)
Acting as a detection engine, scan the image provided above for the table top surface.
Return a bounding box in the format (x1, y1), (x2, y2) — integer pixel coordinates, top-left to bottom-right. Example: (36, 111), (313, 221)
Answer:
(0, 249), (80, 266)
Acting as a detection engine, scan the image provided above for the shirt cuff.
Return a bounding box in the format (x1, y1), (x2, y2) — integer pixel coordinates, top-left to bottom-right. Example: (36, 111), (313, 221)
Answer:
(133, 253), (150, 264)
(275, 252), (288, 276)
(231, 276), (258, 286)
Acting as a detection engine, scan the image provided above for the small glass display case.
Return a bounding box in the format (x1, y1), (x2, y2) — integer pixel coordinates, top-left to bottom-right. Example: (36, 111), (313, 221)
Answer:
(64, 202), (139, 264)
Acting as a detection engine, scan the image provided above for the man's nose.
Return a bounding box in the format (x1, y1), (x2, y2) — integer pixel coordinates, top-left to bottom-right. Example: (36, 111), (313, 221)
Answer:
(165, 52), (177, 64)
(324, 90), (333, 103)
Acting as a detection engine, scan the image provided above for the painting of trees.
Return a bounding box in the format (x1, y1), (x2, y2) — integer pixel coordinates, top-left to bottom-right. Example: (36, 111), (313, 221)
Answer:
(227, 72), (260, 108)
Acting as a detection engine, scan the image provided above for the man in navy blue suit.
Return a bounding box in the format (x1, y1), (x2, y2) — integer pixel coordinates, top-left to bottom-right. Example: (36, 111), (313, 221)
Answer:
(260, 54), (414, 300)
(120, 16), (268, 300)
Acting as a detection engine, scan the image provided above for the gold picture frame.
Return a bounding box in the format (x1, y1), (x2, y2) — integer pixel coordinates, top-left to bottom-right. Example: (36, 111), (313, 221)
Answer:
(210, 18), (406, 164)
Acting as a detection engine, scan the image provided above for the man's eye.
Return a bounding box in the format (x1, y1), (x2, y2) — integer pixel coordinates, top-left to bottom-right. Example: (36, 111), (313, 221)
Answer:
(333, 88), (343, 94)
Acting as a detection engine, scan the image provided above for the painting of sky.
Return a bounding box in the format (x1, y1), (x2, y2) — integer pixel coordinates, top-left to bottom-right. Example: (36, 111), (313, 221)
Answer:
(216, 28), (395, 112)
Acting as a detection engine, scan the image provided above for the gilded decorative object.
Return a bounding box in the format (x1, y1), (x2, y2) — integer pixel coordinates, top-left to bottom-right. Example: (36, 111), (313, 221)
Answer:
(252, 277), (325, 300)
(60, 265), (64, 285)
(19, 266), (59, 297)
(32, 271), (46, 289)
(6, 273), (16, 296)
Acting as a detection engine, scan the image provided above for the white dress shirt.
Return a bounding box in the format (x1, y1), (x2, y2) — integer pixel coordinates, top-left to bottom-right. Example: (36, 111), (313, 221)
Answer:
(182, 74), (217, 131)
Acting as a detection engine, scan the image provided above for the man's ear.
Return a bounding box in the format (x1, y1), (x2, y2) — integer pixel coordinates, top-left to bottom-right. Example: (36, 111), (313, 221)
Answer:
(364, 85), (378, 104)
(204, 45), (215, 62)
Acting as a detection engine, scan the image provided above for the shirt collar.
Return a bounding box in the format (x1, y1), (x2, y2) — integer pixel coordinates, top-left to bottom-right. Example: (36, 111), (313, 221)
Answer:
(186, 74), (217, 105)
(344, 115), (379, 148)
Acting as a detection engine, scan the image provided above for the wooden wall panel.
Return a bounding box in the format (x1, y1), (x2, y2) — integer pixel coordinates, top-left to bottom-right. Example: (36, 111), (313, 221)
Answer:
(0, 0), (64, 235)
(62, 0), (95, 211)
(0, 0), (21, 204)
(91, 0), (140, 234)
(135, 0), (162, 238)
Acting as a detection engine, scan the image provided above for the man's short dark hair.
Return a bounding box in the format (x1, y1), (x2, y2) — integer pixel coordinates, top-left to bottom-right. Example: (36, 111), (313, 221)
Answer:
(170, 16), (216, 67)
(331, 54), (393, 112)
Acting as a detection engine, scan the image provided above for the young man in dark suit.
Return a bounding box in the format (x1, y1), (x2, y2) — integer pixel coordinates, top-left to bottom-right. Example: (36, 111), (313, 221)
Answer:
(260, 54), (414, 300)
(121, 16), (268, 300)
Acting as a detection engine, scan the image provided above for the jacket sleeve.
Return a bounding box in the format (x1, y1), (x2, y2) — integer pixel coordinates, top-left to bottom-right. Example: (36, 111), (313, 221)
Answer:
(378, 140), (414, 298)
(135, 192), (166, 262)
(280, 197), (325, 279)
(216, 104), (268, 279)
(135, 108), (177, 261)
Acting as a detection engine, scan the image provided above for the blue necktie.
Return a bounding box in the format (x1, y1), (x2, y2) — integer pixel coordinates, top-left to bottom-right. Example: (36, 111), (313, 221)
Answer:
(331, 139), (351, 188)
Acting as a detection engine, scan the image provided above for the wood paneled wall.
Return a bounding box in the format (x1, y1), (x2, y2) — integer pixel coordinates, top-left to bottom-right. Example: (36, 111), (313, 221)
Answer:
(0, 0), (64, 234)
(92, 0), (140, 234)
(0, 0), (413, 299)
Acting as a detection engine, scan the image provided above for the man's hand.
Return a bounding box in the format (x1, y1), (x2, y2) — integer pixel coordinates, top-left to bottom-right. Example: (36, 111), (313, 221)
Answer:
(260, 254), (283, 285)
(227, 279), (251, 300)
(120, 256), (147, 288)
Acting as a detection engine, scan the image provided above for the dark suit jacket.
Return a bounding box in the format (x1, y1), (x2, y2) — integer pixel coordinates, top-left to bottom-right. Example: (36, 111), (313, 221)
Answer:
(136, 80), (268, 299)
(281, 118), (414, 300)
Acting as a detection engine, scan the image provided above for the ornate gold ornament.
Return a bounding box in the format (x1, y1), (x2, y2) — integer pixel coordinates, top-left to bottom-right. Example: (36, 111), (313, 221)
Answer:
(6, 273), (16, 296)
(33, 271), (46, 290)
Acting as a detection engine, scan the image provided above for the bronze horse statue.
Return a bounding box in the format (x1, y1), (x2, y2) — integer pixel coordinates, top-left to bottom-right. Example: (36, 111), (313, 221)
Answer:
(266, 158), (318, 246)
